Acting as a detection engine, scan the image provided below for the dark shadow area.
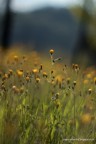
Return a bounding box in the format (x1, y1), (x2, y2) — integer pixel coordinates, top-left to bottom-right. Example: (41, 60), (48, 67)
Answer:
(0, 0), (13, 51)
(71, 0), (96, 66)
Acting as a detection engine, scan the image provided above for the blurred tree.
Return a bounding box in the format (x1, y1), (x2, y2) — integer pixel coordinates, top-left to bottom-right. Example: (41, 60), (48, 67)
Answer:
(71, 0), (96, 66)
(0, 0), (12, 70)
(1, 0), (12, 50)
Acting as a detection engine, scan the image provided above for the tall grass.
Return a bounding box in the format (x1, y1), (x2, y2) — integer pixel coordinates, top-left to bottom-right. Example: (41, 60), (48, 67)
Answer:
(0, 48), (96, 144)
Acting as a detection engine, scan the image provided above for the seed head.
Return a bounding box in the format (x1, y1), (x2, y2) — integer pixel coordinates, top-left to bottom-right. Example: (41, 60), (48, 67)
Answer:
(9, 69), (13, 75)
(4, 74), (8, 79)
(20, 87), (24, 93)
(26, 76), (30, 82)
(88, 88), (92, 94)
(72, 64), (75, 69)
(12, 86), (20, 94)
(14, 88), (20, 94)
(73, 81), (76, 86)
(36, 78), (40, 83)
(12, 85), (16, 90)
(43, 72), (48, 78)
(66, 77), (71, 84)
(75, 64), (79, 69)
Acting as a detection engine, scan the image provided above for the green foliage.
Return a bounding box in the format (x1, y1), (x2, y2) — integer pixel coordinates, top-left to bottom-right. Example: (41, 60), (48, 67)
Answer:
(0, 49), (96, 144)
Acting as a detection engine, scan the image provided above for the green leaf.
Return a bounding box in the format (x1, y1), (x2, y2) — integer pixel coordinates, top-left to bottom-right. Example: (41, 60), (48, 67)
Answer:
(51, 127), (56, 140)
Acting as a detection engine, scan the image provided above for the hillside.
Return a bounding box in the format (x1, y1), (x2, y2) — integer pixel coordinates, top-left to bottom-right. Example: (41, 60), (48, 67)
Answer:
(0, 7), (78, 55)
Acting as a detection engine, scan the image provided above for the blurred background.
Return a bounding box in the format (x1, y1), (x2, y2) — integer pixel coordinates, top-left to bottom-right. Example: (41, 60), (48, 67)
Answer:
(0, 0), (96, 66)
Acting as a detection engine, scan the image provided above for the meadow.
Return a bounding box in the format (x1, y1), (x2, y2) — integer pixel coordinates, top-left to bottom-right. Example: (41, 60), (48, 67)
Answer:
(0, 48), (96, 144)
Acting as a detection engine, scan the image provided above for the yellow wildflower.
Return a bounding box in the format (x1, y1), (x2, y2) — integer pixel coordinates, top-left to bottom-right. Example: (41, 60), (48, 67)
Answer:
(32, 69), (38, 74)
(81, 113), (92, 124)
(49, 49), (54, 55)
(14, 55), (18, 61)
(17, 70), (23, 77)
(83, 79), (89, 84)
(87, 73), (92, 79)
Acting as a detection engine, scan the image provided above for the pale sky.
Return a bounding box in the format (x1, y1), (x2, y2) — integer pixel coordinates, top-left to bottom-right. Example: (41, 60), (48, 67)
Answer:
(10, 0), (83, 12)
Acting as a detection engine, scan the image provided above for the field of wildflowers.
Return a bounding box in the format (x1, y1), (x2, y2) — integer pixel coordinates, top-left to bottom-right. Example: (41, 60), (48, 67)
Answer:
(0, 48), (96, 144)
